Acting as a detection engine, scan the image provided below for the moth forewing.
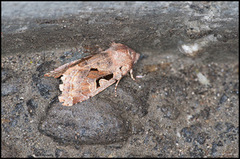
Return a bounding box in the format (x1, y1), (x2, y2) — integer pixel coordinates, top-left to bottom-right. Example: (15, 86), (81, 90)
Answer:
(44, 43), (140, 106)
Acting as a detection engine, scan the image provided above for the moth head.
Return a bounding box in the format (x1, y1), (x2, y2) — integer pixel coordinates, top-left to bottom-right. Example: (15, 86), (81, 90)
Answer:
(111, 42), (140, 64)
(129, 49), (140, 64)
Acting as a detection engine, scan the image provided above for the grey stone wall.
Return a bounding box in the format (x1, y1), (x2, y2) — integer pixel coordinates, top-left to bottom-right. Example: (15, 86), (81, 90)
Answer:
(2, 2), (238, 62)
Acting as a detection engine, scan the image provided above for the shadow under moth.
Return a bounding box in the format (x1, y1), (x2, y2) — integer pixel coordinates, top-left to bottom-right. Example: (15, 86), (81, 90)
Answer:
(44, 42), (140, 106)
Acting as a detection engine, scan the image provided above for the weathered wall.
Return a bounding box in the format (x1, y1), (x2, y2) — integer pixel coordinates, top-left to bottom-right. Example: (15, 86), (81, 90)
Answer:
(2, 2), (239, 62)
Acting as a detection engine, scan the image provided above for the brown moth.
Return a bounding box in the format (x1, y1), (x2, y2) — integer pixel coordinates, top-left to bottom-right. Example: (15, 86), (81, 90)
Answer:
(44, 42), (140, 106)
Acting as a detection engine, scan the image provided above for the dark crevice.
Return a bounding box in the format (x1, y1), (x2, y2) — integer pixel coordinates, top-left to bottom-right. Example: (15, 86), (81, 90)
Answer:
(96, 74), (113, 88)
(90, 68), (98, 71)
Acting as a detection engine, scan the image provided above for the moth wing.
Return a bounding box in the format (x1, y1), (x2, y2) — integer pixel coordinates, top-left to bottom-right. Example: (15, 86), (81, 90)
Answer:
(44, 55), (93, 78)
(59, 66), (116, 106)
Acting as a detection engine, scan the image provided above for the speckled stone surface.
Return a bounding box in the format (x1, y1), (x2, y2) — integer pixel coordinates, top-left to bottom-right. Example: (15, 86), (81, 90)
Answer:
(1, 2), (238, 157)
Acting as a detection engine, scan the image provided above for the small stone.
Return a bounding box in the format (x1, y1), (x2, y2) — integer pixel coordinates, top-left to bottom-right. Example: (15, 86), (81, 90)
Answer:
(26, 99), (38, 116)
(39, 99), (130, 145)
(195, 132), (208, 145)
(1, 83), (18, 96)
(219, 93), (228, 104)
(161, 104), (180, 120)
(1, 68), (13, 82)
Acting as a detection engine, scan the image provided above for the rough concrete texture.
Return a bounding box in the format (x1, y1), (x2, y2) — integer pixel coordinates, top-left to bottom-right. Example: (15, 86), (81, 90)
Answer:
(1, 2), (239, 157)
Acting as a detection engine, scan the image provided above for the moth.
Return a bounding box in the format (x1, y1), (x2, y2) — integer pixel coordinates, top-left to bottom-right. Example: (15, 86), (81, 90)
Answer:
(44, 42), (140, 106)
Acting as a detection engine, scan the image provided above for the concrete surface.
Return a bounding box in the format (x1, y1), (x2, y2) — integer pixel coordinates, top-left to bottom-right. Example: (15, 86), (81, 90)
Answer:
(1, 1), (239, 157)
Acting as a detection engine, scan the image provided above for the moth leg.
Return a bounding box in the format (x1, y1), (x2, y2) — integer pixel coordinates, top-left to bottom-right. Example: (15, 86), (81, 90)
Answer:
(115, 78), (122, 97)
(130, 69), (136, 81)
